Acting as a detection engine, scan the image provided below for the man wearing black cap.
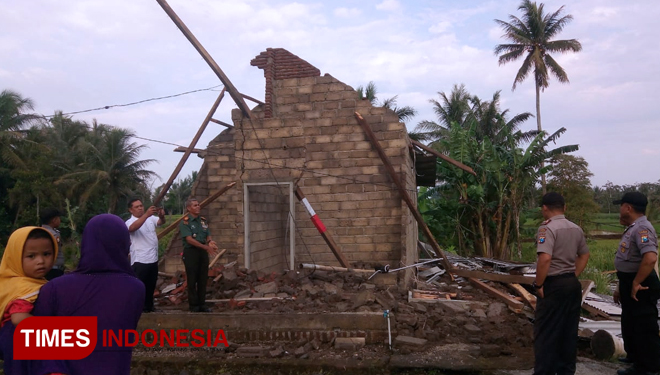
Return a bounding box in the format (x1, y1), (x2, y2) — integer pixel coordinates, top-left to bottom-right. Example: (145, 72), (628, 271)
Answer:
(533, 192), (590, 375)
(613, 192), (660, 375)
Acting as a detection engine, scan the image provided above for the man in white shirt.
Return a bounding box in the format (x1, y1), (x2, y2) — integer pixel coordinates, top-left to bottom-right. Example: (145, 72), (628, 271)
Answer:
(126, 199), (166, 313)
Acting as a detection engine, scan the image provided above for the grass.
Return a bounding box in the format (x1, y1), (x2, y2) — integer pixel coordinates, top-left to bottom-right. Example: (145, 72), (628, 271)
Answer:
(515, 236), (620, 295)
(157, 214), (182, 258)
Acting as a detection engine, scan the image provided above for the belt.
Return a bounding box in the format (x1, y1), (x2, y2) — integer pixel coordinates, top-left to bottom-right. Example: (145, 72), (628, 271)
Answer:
(546, 272), (576, 280)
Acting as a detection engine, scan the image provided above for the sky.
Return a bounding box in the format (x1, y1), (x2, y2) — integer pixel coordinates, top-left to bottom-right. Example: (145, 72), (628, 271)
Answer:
(2, 0), (659, 188)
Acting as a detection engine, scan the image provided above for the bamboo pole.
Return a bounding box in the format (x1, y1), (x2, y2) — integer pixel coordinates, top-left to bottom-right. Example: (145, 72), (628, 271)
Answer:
(354, 112), (453, 273)
(152, 89), (225, 206)
(157, 181), (237, 239)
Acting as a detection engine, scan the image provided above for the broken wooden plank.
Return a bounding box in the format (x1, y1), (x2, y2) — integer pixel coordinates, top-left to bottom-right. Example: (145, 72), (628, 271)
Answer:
(298, 263), (373, 273)
(295, 187), (351, 268)
(580, 279), (595, 305)
(158, 181), (237, 239)
(468, 278), (524, 312)
(411, 140), (477, 176)
(451, 268), (534, 285)
(173, 146), (205, 154)
(508, 283), (537, 311)
(208, 249), (227, 269)
(152, 88), (225, 207)
(354, 112), (453, 273)
(207, 297), (294, 303)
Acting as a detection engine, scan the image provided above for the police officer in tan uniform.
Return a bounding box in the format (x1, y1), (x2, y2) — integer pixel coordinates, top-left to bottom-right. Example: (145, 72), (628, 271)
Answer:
(613, 192), (660, 375)
(179, 198), (218, 312)
(533, 192), (590, 375)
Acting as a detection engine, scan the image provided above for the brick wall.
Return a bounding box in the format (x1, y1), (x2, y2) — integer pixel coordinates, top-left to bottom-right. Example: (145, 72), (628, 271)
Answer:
(245, 185), (290, 272)
(163, 49), (418, 286)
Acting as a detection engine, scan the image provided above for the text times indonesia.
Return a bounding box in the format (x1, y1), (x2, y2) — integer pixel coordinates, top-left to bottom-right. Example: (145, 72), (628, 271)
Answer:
(14, 316), (228, 360)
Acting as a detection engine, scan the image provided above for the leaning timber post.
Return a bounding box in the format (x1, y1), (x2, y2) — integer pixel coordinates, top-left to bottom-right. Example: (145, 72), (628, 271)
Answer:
(152, 89), (225, 207)
(294, 187), (351, 268)
(155, 0), (253, 119)
(157, 181), (237, 239)
(411, 140), (476, 176)
(354, 112), (453, 273)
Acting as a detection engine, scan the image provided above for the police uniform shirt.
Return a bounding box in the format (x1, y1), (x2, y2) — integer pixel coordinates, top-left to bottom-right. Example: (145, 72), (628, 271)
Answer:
(536, 214), (589, 276)
(179, 215), (209, 250)
(615, 216), (658, 273)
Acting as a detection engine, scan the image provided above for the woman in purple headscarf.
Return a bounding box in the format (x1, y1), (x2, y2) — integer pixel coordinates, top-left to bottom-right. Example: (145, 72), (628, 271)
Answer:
(31, 214), (145, 375)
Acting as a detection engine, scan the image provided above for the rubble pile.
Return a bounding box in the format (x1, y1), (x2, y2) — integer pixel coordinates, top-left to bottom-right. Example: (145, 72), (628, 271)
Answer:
(151, 260), (535, 352)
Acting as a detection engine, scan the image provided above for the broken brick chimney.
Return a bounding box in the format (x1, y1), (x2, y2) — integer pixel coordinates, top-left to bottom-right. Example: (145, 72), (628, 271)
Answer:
(250, 48), (321, 118)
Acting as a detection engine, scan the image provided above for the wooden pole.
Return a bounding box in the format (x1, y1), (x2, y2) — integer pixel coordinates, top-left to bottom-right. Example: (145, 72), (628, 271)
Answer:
(298, 263), (373, 273)
(450, 268), (534, 285)
(155, 0), (253, 119)
(411, 140), (477, 176)
(208, 249), (227, 269)
(152, 89), (225, 207)
(294, 187), (351, 268)
(354, 112), (453, 272)
(241, 93), (264, 105)
(210, 118), (234, 128)
(157, 181), (237, 239)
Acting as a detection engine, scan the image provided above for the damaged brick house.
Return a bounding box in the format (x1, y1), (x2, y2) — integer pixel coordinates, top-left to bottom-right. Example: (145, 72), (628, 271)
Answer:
(161, 48), (423, 286)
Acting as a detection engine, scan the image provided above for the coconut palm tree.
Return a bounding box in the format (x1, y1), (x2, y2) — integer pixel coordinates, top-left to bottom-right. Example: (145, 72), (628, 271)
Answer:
(494, 0), (582, 192)
(0, 90), (40, 167)
(412, 85), (535, 147)
(411, 84), (472, 142)
(57, 125), (157, 213)
(356, 81), (417, 123)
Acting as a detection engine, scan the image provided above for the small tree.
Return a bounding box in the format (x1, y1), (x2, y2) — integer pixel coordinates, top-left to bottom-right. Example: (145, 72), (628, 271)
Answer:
(547, 154), (599, 229)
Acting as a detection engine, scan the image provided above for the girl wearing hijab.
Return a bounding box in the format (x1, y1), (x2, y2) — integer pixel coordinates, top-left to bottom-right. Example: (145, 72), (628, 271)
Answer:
(0, 227), (58, 374)
(31, 214), (145, 375)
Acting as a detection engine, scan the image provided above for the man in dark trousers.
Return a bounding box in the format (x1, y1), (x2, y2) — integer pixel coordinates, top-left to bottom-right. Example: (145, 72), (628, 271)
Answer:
(533, 192), (590, 375)
(613, 192), (660, 375)
(126, 198), (165, 313)
(179, 198), (218, 312)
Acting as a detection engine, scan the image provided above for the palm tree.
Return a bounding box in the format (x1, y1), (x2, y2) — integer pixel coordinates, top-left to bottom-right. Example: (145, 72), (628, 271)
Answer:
(412, 84), (535, 147)
(494, 0), (582, 192)
(0, 90), (40, 167)
(356, 81), (417, 123)
(57, 125), (157, 213)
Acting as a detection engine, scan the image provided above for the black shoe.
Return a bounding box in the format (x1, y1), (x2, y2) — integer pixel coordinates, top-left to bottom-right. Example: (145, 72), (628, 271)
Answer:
(619, 357), (634, 364)
(189, 306), (200, 312)
(198, 305), (212, 313)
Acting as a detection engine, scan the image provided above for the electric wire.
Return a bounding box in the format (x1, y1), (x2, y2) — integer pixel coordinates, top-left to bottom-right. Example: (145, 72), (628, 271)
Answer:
(41, 85), (223, 118)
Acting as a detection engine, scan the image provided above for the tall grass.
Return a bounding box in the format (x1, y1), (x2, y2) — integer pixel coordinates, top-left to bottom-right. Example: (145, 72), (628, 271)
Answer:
(514, 239), (619, 295)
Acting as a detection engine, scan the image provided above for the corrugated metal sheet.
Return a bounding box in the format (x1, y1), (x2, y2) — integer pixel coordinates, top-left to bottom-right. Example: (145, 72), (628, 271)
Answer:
(584, 292), (622, 316)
